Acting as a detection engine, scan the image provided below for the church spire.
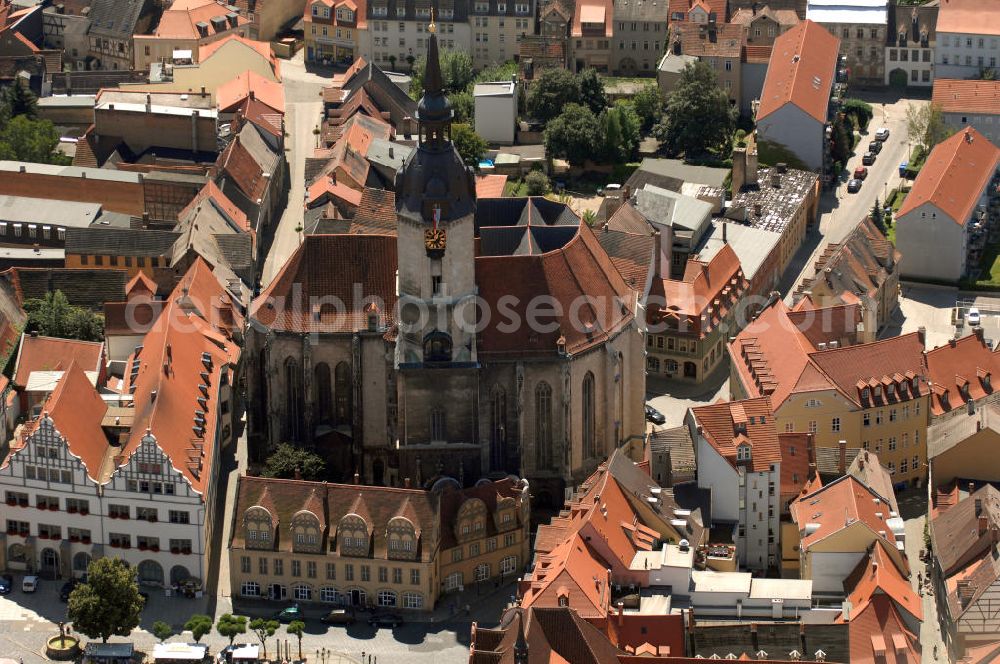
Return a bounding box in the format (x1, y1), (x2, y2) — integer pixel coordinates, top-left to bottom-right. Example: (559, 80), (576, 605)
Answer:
(416, 8), (453, 150)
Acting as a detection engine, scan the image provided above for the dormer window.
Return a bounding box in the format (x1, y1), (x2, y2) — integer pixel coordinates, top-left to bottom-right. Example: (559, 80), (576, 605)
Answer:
(911, 377), (919, 393)
(874, 385), (883, 400)
(961, 383), (971, 400)
(861, 387), (871, 402)
(737, 444), (751, 461)
(985, 374), (993, 391)
(312, 5), (319, 15)
(887, 384), (896, 399)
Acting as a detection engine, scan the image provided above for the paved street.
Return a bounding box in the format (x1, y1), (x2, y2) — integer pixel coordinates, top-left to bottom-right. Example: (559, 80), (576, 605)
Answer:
(783, 95), (925, 301)
(261, 53), (329, 288)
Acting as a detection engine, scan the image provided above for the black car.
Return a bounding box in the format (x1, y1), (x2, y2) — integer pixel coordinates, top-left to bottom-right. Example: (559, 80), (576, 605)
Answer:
(862, 152), (876, 166)
(368, 613), (403, 628)
(59, 579), (79, 601)
(644, 404), (666, 425)
(868, 140), (882, 154)
(0, 574), (12, 595)
(847, 179), (862, 193)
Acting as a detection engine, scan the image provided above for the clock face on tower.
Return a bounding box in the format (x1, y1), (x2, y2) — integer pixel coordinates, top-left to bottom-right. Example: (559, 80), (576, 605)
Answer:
(424, 228), (447, 251)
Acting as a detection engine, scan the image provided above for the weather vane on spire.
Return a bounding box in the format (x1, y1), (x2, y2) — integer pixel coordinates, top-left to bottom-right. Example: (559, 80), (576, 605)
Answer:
(429, 6), (436, 33)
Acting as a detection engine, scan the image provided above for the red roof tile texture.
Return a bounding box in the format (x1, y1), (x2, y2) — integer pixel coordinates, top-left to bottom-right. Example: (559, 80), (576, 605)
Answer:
(897, 127), (1000, 226)
(925, 333), (1000, 415)
(937, 0), (1000, 37)
(691, 397), (781, 472)
(13, 334), (104, 388)
(932, 79), (1000, 116)
(43, 360), (110, 482)
(846, 595), (920, 664)
(757, 19), (840, 123)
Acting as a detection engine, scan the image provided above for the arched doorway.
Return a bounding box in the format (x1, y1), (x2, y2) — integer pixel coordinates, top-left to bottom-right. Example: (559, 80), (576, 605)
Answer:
(138, 560), (164, 586)
(888, 68), (907, 88)
(684, 361), (697, 379)
(372, 459), (385, 486)
(169, 565), (191, 585)
(73, 552), (91, 575)
(40, 548), (59, 578)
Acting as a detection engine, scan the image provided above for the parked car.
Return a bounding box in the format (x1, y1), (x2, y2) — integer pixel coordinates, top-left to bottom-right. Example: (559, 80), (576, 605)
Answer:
(868, 140), (882, 154)
(875, 127), (890, 141)
(59, 579), (79, 601)
(862, 152), (876, 166)
(644, 404), (666, 425)
(321, 608), (356, 625)
(0, 574), (12, 595)
(847, 179), (862, 193)
(21, 575), (38, 593)
(968, 307), (982, 326)
(368, 613), (403, 628)
(276, 605), (304, 623)
(853, 166), (868, 180)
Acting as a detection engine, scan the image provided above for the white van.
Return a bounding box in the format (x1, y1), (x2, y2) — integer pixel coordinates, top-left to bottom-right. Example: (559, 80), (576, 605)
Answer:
(22, 575), (38, 592)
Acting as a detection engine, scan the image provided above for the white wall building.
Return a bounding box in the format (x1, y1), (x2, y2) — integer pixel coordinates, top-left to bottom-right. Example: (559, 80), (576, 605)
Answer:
(896, 127), (1000, 283)
(474, 80), (517, 145)
(934, 0), (1000, 80)
(687, 399), (782, 572)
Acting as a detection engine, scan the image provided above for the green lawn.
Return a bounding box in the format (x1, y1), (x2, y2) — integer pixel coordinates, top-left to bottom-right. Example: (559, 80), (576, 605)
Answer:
(969, 241), (1000, 288)
(504, 178), (529, 197)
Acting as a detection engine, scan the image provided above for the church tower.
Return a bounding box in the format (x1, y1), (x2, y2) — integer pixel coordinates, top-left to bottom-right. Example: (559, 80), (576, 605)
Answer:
(394, 22), (482, 485)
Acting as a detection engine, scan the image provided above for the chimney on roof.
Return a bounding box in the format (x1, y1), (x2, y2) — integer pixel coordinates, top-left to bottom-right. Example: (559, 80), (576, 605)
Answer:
(672, 38), (681, 55)
(838, 440), (846, 475)
(980, 515), (989, 537)
(918, 326), (926, 348)
(404, 477), (411, 488)
(966, 129), (974, 144)
(871, 561), (878, 575)
(201, 86), (207, 98)
(145, 93), (151, 112)
(732, 144), (747, 193)
(722, 221), (728, 244)
(617, 602), (624, 627)
(950, 337), (957, 348)
(192, 109), (199, 154)
(18, 165), (25, 173)
(975, 326), (985, 342)
(354, 471), (360, 485)
(970, 481), (977, 497)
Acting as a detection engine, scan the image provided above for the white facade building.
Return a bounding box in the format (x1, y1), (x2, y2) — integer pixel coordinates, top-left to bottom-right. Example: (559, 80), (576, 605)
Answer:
(473, 80), (518, 145)
(934, 0), (1000, 80)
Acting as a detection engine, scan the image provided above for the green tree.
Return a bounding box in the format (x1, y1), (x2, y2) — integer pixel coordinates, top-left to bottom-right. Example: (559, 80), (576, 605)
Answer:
(527, 68), (580, 122)
(184, 614), (213, 643)
(152, 621), (174, 643)
(23, 290), (104, 341)
(216, 614), (248, 646)
(871, 198), (886, 233)
(524, 170), (550, 196)
(544, 103), (601, 167)
(476, 61), (518, 84)
(577, 68), (608, 115)
(830, 114), (853, 166)
(249, 618), (279, 660)
(905, 102), (953, 154)
(448, 90), (475, 124)
(67, 558), (144, 643)
(604, 101), (640, 162)
(2, 79), (38, 119)
(601, 106), (622, 163)
(842, 98), (873, 132)
(652, 61), (736, 156)
(410, 50), (475, 99)
(287, 620), (306, 660)
(388, 55), (397, 70)
(262, 443), (326, 480)
(451, 123), (488, 166)
(0, 115), (70, 165)
(631, 83), (664, 131)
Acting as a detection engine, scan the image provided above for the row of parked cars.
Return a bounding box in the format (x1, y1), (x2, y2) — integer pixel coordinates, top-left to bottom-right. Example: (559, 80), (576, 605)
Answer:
(847, 127), (890, 194)
(275, 604), (404, 628)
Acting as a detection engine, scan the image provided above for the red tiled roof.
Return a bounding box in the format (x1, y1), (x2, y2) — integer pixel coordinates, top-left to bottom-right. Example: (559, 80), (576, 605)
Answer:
(119, 259), (241, 496)
(933, 79), (1000, 115)
(841, 541), (922, 624)
(743, 44), (773, 63)
(521, 533), (611, 618)
(216, 69), (285, 113)
(147, 0), (248, 40)
(672, 22), (746, 58)
(650, 243), (747, 340)
(179, 179), (252, 235)
(351, 187), (397, 235)
(126, 270), (158, 297)
(251, 234), (397, 334)
(757, 20), (840, 123)
(475, 221), (636, 356)
(476, 174), (508, 199)
(219, 132), (268, 202)
(807, 332), (926, 407)
(690, 397), (781, 472)
(779, 432), (811, 502)
(13, 333), (103, 388)
(307, 176), (364, 207)
(937, 0), (1000, 37)
(790, 475), (902, 557)
(237, 96), (284, 138)
(438, 477), (527, 550)
(846, 595), (920, 664)
(41, 360), (109, 482)
(925, 333), (1000, 415)
(897, 127), (1000, 226)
